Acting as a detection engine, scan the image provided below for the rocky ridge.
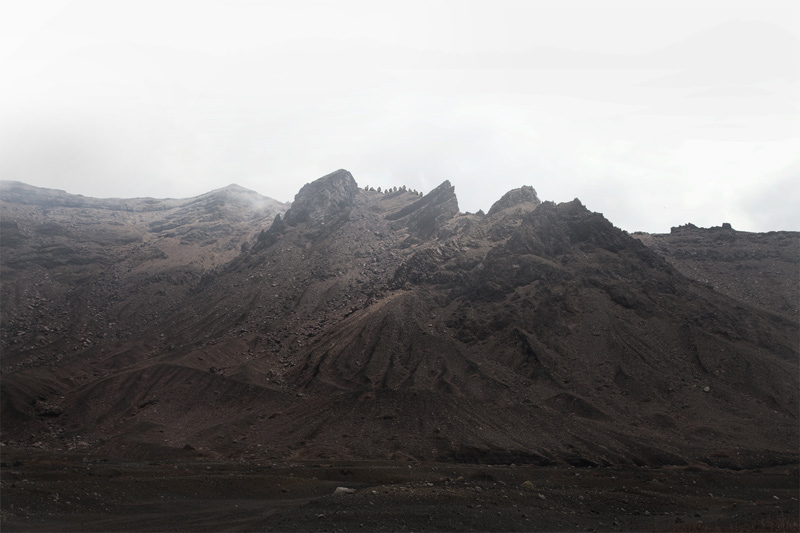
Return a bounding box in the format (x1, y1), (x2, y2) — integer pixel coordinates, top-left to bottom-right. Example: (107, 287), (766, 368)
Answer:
(634, 223), (799, 322)
(0, 171), (797, 471)
(0, 180), (288, 371)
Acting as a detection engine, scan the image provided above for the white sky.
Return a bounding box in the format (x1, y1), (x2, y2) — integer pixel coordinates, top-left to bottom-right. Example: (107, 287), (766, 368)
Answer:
(1, 0), (798, 232)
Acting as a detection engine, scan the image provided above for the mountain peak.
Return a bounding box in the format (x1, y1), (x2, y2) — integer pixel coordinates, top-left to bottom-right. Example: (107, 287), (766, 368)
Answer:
(385, 179), (459, 243)
(283, 169), (359, 226)
(217, 183), (252, 192)
(488, 185), (540, 216)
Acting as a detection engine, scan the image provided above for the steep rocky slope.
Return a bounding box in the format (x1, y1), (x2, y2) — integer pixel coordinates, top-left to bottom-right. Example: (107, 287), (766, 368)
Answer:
(634, 224), (799, 322)
(0, 180), (287, 372)
(1, 171), (797, 470)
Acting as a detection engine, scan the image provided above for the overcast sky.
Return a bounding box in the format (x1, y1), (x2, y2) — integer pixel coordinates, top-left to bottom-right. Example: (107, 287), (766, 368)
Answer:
(1, 0), (798, 232)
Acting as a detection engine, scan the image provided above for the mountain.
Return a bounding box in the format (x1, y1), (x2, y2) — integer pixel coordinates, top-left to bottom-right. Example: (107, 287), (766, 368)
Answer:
(1, 171), (797, 469)
(634, 224), (799, 322)
(0, 181), (287, 369)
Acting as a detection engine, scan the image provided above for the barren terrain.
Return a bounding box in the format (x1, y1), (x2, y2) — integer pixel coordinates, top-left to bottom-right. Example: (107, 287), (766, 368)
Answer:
(2, 449), (797, 532)
(1, 171), (798, 531)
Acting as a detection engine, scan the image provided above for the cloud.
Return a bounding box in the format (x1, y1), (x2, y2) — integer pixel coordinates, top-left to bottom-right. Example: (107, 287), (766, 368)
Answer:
(737, 162), (800, 231)
(1, 1), (798, 231)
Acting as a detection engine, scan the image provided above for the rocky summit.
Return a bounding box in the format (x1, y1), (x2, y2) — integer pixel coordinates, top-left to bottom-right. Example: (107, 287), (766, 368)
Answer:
(1, 170), (798, 471)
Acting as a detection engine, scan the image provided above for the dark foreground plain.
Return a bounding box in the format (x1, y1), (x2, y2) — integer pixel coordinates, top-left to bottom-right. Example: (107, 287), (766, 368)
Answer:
(1, 448), (797, 532)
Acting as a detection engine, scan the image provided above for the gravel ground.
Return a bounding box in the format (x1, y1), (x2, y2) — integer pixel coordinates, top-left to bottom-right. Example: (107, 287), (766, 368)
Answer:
(2, 449), (797, 532)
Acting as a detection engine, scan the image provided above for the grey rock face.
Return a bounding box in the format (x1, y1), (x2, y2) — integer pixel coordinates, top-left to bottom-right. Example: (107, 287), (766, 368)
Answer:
(385, 180), (459, 242)
(283, 169), (359, 226)
(487, 185), (540, 216)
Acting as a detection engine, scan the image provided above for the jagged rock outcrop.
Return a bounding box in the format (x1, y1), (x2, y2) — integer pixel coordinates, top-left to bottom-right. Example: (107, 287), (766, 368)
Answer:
(487, 185), (540, 216)
(483, 186), (543, 242)
(254, 169), (359, 251)
(385, 180), (459, 243)
(283, 169), (359, 226)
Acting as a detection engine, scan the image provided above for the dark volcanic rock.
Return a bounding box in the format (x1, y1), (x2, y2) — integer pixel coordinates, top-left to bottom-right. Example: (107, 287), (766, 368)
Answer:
(283, 169), (359, 226)
(0, 172), (797, 471)
(254, 169), (360, 250)
(634, 224), (800, 321)
(385, 180), (459, 243)
(487, 185), (540, 216)
(0, 180), (287, 371)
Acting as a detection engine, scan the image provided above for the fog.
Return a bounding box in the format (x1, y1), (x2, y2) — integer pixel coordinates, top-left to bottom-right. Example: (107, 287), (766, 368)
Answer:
(1, 0), (798, 232)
